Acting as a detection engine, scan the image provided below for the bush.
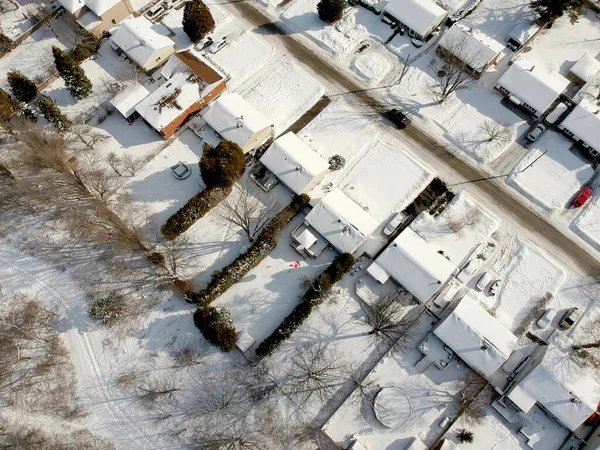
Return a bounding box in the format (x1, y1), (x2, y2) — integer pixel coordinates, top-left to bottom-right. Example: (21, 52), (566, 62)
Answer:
(52, 46), (93, 100)
(200, 141), (245, 189)
(7, 71), (37, 103)
(457, 429), (474, 443)
(161, 186), (231, 239)
(193, 306), (237, 352)
(0, 33), (15, 53)
(255, 252), (354, 357)
(182, 0), (215, 43)
(38, 96), (72, 132)
(88, 292), (125, 326)
(69, 35), (100, 64)
(328, 154), (345, 171)
(317, 0), (345, 22)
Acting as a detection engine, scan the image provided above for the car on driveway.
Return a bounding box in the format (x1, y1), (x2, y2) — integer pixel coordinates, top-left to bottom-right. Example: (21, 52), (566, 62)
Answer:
(384, 109), (411, 129)
(526, 124), (546, 142)
(171, 162), (191, 180)
(383, 212), (408, 236)
(560, 307), (581, 329)
(536, 308), (556, 328)
(573, 187), (593, 208)
(475, 272), (495, 292)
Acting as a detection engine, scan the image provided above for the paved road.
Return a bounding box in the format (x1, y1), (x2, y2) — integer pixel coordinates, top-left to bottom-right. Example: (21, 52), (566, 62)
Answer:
(227, 0), (600, 277)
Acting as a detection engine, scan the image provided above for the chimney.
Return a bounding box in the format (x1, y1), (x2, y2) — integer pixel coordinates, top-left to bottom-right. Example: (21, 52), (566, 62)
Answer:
(139, 39), (145, 46)
(529, 65), (535, 72)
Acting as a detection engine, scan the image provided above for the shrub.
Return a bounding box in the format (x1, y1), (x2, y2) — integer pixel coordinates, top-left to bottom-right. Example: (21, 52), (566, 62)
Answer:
(182, 0), (215, 43)
(255, 252), (354, 357)
(7, 71), (37, 103)
(200, 141), (245, 189)
(457, 429), (474, 444)
(328, 154), (345, 171)
(88, 292), (125, 326)
(38, 96), (72, 132)
(193, 306), (237, 352)
(52, 46), (93, 99)
(69, 35), (100, 64)
(317, 0), (345, 22)
(0, 33), (15, 53)
(0, 88), (14, 122)
(161, 186), (231, 239)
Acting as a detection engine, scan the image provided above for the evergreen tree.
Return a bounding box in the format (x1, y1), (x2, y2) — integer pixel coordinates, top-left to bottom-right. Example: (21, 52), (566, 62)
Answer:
(182, 0), (215, 43)
(7, 71), (37, 103)
(531, 0), (584, 25)
(0, 33), (15, 53)
(52, 46), (92, 99)
(0, 89), (14, 123)
(317, 0), (345, 22)
(38, 96), (72, 132)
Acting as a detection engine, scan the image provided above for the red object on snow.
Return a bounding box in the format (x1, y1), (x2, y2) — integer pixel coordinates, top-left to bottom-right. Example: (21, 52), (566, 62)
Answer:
(289, 261), (301, 268)
(573, 187), (593, 208)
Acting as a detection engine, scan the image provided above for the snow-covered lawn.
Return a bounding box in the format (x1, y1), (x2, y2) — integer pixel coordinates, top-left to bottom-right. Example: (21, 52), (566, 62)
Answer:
(462, 0), (533, 42)
(350, 48), (395, 85)
(213, 214), (336, 345)
(508, 132), (594, 211)
(242, 61), (325, 134)
(0, 0), (39, 40)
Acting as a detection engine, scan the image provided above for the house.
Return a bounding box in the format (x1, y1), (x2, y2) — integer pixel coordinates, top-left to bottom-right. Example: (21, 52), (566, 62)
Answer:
(437, 23), (504, 78)
(58, 0), (132, 37)
(304, 188), (378, 255)
(558, 100), (600, 157)
(382, 0), (447, 41)
(110, 83), (150, 120)
(506, 20), (540, 51)
(110, 17), (176, 72)
(494, 59), (570, 117)
(135, 52), (227, 139)
(201, 93), (273, 153)
(259, 132), (329, 195)
(506, 347), (600, 432)
(433, 295), (517, 379)
(366, 227), (457, 304)
(568, 53), (600, 86)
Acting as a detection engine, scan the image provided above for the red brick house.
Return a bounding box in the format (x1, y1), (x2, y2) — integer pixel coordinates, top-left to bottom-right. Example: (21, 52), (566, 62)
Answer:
(135, 52), (228, 139)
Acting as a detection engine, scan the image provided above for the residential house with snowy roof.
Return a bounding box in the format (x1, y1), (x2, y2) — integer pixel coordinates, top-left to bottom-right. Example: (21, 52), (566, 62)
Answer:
(110, 16), (176, 72)
(304, 188), (379, 255)
(558, 100), (600, 157)
(434, 295), (517, 379)
(259, 132), (329, 196)
(110, 83), (150, 120)
(367, 227), (457, 303)
(506, 20), (540, 51)
(135, 51), (227, 139)
(494, 59), (570, 117)
(201, 93), (273, 153)
(438, 23), (504, 78)
(59, 0), (132, 37)
(505, 346), (600, 432)
(568, 53), (600, 86)
(382, 0), (447, 41)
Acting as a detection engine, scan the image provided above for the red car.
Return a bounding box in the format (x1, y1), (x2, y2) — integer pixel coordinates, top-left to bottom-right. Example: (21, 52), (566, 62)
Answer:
(573, 187), (593, 208)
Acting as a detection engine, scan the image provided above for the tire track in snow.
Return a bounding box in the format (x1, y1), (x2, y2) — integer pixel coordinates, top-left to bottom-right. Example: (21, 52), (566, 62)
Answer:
(0, 249), (155, 449)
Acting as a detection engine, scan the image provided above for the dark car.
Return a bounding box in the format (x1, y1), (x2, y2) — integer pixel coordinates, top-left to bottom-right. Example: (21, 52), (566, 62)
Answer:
(560, 307), (581, 329)
(384, 109), (411, 129)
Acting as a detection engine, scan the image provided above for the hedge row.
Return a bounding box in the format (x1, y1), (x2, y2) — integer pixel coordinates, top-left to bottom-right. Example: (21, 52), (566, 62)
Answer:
(187, 194), (310, 305)
(193, 305), (237, 352)
(255, 252), (355, 357)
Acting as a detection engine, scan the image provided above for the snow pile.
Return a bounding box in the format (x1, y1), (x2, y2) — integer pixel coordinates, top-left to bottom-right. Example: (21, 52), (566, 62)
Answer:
(351, 51), (392, 85)
(242, 61), (325, 134)
(572, 197), (600, 251)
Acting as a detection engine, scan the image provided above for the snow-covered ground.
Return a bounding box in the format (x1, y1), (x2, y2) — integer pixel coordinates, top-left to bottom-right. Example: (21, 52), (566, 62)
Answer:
(0, 0), (40, 40)
(572, 198), (600, 252)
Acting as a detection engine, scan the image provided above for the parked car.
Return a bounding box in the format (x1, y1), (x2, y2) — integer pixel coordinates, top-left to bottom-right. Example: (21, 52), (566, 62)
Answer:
(526, 124), (546, 142)
(573, 187), (593, 208)
(560, 307), (581, 329)
(171, 161), (191, 180)
(383, 212), (408, 236)
(457, 261), (477, 283)
(475, 272), (495, 292)
(536, 308), (556, 328)
(488, 279), (501, 296)
(384, 109), (411, 129)
(411, 38), (424, 48)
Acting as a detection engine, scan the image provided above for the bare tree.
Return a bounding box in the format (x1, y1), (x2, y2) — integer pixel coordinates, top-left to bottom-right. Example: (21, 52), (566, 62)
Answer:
(156, 233), (193, 279)
(137, 377), (180, 409)
(477, 119), (513, 144)
(453, 371), (489, 425)
(427, 37), (478, 103)
(68, 124), (110, 151)
(448, 208), (481, 233)
(171, 341), (211, 367)
(572, 313), (600, 355)
(214, 187), (281, 242)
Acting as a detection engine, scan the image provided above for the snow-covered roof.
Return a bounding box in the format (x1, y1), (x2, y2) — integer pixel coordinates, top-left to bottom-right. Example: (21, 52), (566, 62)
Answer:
(110, 17), (175, 68)
(135, 52), (224, 131)
(260, 132), (329, 195)
(496, 59), (569, 114)
(305, 188), (379, 254)
(384, 0), (447, 37)
(58, 0), (120, 15)
(77, 10), (103, 32)
(439, 23), (504, 72)
(111, 83), (150, 118)
(508, 347), (600, 431)
(58, 0), (84, 13)
(507, 20), (539, 46)
(202, 93), (272, 150)
(570, 53), (600, 83)
(236, 330), (255, 352)
(371, 228), (456, 303)
(434, 295), (517, 378)
(561, 101), (600, 149)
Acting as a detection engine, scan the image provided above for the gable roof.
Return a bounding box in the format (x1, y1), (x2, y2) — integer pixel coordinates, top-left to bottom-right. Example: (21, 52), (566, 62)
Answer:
(305, 188), (379, 254)
(370, 228), (456, 303)
(439, 23), (504, 72)
(201, 93), (272, 150)
(384, 0), (447, 36)
(135, 52), (224, 131)
(508, 347), (600, 431)
(260, 132), (329, 195)
(496, 59), (569, 114)
(110, 83), (150, 118)
(110, 17), (175, 68)
(58, 0), (120, 15)
(434, 295), (517, 378)
(570, 53), (600, 83)
(561, 101), (600, 149)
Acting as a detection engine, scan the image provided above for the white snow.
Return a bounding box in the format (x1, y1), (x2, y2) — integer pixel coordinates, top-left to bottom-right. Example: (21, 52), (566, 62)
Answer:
(439, 23), (504, 73)
(570, 52), (600, 83)
(160, 4), (231, 50)
(351, 51), (393, 85)
(242, 61), (325, 134)
(383, 0), (447, 38)
(110, 83), (150, 118)
(572, 198), (600, 251)
(559, 101), (600, 153)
